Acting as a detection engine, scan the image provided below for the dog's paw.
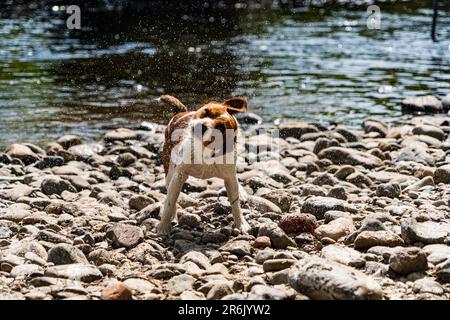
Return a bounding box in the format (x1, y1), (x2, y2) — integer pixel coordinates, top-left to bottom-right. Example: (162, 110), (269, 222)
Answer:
(156, 222), (172, 236)
(239, 185), (248, 203)
(236, 220), (251, 234)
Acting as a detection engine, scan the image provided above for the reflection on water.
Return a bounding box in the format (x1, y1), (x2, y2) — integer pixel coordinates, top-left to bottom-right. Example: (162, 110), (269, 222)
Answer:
(0, 0), (449, 147)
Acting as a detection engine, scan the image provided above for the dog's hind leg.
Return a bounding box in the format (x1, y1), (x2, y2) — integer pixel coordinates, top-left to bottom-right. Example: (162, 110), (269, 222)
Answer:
(224, 174), (251, 234)
(157, 170), (187, 235)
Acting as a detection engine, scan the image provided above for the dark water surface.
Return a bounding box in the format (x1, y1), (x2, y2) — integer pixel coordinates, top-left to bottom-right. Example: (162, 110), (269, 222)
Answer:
(0, 0), (449, 147)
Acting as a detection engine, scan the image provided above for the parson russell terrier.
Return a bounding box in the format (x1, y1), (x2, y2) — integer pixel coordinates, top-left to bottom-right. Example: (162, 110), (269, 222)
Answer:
(156, 95), (251, 235)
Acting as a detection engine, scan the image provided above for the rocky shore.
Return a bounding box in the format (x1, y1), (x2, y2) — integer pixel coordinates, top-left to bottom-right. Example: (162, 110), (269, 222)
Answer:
(0, 110), (449, 300)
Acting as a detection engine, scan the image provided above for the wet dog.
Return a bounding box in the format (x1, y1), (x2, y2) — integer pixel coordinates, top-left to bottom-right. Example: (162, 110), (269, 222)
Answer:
(156, 95), (251, 235)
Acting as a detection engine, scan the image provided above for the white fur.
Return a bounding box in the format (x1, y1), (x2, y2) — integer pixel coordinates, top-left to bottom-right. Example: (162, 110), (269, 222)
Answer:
(157, 119), (251, 235)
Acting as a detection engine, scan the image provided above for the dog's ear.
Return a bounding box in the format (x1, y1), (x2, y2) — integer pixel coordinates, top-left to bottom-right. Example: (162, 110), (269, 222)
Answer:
(224, 97), (247, 114)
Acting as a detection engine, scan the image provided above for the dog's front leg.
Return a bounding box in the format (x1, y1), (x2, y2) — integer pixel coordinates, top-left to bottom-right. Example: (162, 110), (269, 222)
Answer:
(224, 174), (251, 234)
(157, 170), (187, 235)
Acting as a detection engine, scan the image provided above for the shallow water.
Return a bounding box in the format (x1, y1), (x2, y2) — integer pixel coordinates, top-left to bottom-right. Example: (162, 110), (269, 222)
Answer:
(0, 0), (449, 147)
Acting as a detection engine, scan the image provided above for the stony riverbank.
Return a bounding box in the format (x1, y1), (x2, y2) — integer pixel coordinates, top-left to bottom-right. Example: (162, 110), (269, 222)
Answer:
(0, 113), (449, 300)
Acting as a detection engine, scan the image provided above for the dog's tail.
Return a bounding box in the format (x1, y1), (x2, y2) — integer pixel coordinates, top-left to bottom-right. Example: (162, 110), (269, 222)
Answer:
(156, 95), (188, 114)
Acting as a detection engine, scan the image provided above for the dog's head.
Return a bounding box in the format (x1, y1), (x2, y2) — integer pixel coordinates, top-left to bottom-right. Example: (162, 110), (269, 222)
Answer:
(191, 97), (247, 148)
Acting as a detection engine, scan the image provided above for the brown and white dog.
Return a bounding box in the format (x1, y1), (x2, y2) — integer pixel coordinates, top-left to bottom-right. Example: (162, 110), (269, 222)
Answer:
(156, 95), (251, 235)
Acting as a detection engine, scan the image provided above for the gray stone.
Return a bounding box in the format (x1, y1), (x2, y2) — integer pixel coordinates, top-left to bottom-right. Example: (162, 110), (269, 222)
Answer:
(320, 244), (365, 267)
(354, 231), (404, 250)
(376, 183), (401, 198)
(301, 196), (357, 219)
(400, 218), (450, 245)
(318, 147), (382, 169)
(434, 164), (450, 184)
(5, 144), (40, 165)
(258, 223), (296, 249)
(45, 264), (102, 282)
(41, 176), (77, 195)
(288, 256), (382, 300)
(167, 274), (196, 295)
(262, 259), (296, 272)
(109, 224), (144, 249)
(412, 125), (445, 141)
(47, 244), (89, 265)
(389, 247), (428, 274)
(401, 95), (443, 113)
(220, 240), (252, 257)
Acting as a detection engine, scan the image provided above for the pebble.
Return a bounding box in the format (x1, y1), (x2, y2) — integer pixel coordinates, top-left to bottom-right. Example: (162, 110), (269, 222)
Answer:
(108, 224), (144, 249)
(288, 256), (382, 300)
(354, 231), (404, 250)
(389, 247), (428, 274)
(47, 244), (89, 265)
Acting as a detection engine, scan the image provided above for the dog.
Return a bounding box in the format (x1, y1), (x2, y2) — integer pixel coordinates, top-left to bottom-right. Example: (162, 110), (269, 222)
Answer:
(156, 95), (251, 235)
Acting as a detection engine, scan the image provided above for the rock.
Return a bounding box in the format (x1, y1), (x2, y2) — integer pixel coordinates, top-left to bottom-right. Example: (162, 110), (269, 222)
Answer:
(123, 278), (155, 294)
(354, 231), (404, 250)
(413, 278), (444, 295)
(422, 244), (450, 265)
(180, 251), (211, 269)
(4, 239), (48, 260)
(263, 259), (295, 272)
(327, 186), (347, 200)
(88, 249), (119, 266)
(314, 218), (355, 241)
(220, 240), (252, 257)
(436, 259), (450, 283)
(206, 281), (233, 300)
(434, 164), (450, 184)
(253, 236), (271, 249)
(262, 190), (293, 212)
(101, 283), (133, 300)
(68, 143), (102, 161)
(178, 213), (201, 228)
(279, 123), (318, 139)
(288, 256), (382, 300)
(363, 119), (387, 137)
(412, 125), (445, 141)
(45, 264), (102, 282)
(334, 166), (356, 179)
(248, 195), (282, 214)
(249, 285), (293, 300)
(104, 128), (138, 142)
(320, 245), (365, 267)
(136, 203), (162, 223)
(117, 153), (136, 167)
(278, 213), (318, 234)
(404, 176), (435, 192)
(35, 156), (64, 169)
(5, 144), (40, 165)
(401, 95), (444, 113)
(47, 244), (89, 265)
(318, 147), (382, 169)
(376, 182), (401, 198)
(442, 94), (450, 111)
(167, 274), (196, 295)
(301, 196), (357, 219)
(400, 218), (450, 245)
(10, 264), (42, 278)
(57, 135), (83, 149)
(108, 224), (144, 249)
(41, 176), (77, 195)
(258, 223), (296, 249)
(389, 247), (428, 274)
(235, 112), (262, 124)
(128, 195), (154, 211)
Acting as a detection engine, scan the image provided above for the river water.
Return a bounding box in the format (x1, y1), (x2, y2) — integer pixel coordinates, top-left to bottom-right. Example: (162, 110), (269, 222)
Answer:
(0, 0), (449, 147)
